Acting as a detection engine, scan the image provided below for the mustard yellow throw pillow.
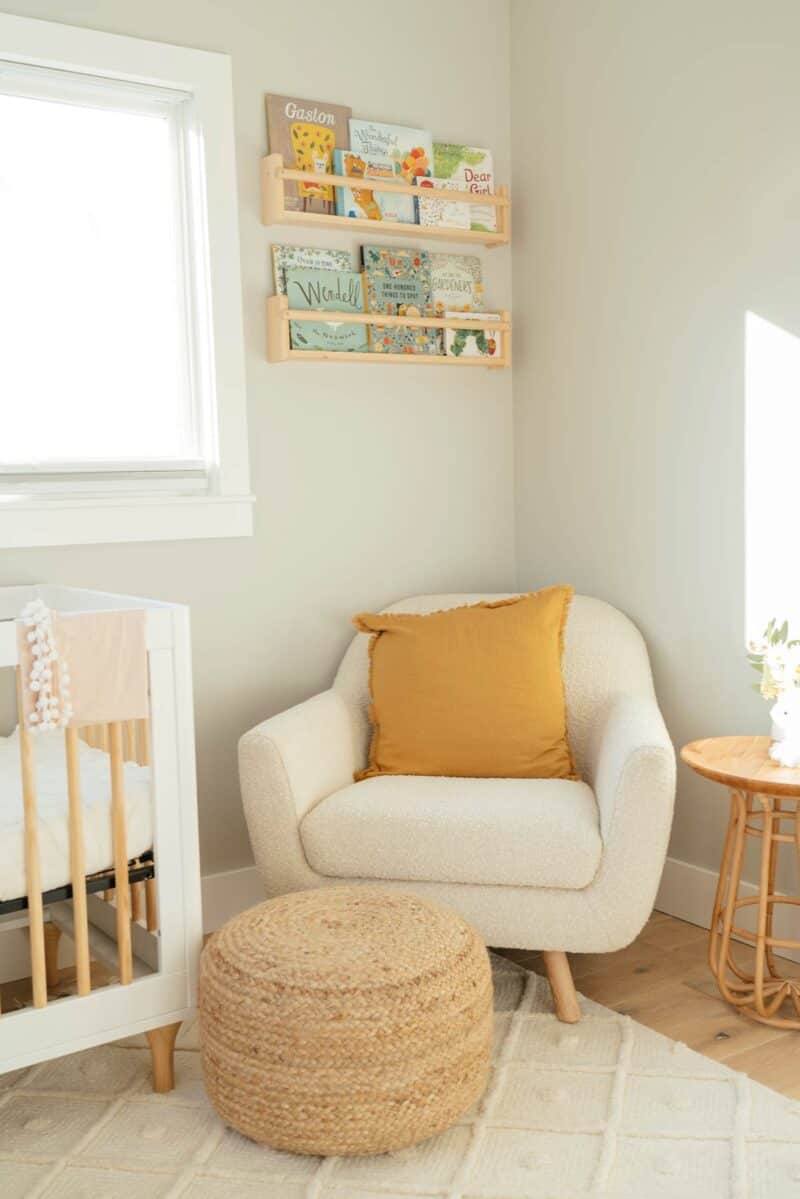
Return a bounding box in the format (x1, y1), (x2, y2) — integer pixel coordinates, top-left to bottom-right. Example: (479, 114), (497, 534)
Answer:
(353, 587), (576, 781)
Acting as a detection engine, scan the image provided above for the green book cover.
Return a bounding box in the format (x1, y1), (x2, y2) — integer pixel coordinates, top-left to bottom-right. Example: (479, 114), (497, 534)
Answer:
(432, 144), (496, 232)
(285, 267), (368, 352)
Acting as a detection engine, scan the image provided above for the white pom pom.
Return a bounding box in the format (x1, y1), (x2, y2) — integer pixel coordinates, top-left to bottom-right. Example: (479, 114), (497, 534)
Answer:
(29, 712), (39, 723)
(30, 680), (41, 692)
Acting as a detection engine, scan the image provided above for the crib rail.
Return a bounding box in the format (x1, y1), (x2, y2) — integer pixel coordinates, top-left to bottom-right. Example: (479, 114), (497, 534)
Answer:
(10, 677), (152, 1013)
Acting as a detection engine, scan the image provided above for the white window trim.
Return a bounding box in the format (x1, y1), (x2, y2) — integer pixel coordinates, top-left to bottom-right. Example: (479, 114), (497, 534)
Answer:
(0, 13), (252, 548)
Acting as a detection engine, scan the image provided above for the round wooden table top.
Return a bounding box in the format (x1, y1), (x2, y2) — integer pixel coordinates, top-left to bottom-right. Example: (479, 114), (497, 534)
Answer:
(681, 735), (800, 797)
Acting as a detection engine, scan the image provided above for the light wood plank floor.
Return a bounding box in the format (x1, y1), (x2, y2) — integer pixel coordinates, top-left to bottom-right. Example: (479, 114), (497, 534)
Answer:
(503, 909), (800, 1099)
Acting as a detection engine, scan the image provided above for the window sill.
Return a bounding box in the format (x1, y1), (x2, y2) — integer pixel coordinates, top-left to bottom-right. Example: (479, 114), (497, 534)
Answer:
(0, 492), (254, 548)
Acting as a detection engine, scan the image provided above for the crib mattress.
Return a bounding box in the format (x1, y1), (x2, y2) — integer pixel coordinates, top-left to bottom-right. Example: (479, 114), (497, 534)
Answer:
(0, 729), (152, 902)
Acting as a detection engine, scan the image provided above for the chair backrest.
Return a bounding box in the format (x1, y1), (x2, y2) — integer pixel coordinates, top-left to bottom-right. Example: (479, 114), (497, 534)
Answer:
(333, 593), (655, 779)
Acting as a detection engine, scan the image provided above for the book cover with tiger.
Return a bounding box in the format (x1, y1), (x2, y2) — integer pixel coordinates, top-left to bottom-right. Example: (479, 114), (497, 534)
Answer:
(332, 149), (414, 224)
(266, 95), (352, 213)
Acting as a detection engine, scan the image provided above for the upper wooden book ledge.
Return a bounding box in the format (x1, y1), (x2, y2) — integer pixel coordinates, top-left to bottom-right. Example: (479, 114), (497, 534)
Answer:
(260, 154), (510, 248)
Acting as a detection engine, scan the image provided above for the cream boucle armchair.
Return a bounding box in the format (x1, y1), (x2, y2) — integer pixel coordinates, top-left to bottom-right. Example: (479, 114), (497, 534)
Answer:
(239, 594), (676, 1021)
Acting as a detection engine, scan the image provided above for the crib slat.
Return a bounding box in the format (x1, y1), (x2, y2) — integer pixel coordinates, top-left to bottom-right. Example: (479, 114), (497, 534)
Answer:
(109, 722), (133, 985)
(131, 880), (143, 923)
(16, 668), (47, 1009)
(124, 720), (136, 762)
(145, 876), (158, 932)
(139, 718), (150, 767)
(65, 727), (91, 997)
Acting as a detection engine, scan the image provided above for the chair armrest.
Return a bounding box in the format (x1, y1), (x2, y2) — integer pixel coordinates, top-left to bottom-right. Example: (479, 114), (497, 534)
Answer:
(238, 689), (358, 896)
(586, 691), (676, 842)
(581, 691), (676, 948)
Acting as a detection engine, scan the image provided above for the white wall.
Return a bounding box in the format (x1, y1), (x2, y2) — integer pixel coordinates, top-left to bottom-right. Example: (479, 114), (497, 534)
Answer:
(510, 0), (800, 881)
(1, 0), (515, 875)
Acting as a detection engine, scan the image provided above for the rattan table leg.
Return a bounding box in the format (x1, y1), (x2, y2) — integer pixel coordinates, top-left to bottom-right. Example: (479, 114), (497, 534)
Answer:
(753, 796), (773, 1018)
(710, 788), (800, 1029)
(714, 789), (748, 1007)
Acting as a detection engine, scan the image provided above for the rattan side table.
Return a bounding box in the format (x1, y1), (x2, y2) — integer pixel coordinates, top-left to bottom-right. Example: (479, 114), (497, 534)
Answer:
(682, 735), (800, 1029)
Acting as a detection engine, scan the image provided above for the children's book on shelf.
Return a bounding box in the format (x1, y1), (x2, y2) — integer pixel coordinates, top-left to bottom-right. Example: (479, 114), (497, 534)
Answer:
(432, 144), (496, 232)
(285, 267), (368, 352)
(266, 94), (352, 214)
(361, 245), (438, 355)
(430, 254), (484, 316)
(416, 177), (472, 231)
(272, 244), (352, 295)
(444, 312), (502, 359)
(349, 121), (433, 224)
(332, 150), (413, 224)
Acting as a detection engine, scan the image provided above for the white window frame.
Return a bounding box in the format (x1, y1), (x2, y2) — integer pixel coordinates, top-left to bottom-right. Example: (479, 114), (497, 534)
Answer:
(0, 13), (252, 548)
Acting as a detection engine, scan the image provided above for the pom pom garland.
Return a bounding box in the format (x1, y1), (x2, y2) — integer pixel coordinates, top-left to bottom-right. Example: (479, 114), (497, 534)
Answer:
(18, 599), (73, 734)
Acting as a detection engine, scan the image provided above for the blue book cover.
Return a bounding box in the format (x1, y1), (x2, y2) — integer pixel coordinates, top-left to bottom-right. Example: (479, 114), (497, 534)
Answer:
(285, 267), (368, 352)
(361, 245), (438, 355)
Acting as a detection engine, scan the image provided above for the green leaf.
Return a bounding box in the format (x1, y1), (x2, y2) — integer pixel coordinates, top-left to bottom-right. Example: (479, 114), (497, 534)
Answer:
(750, 660), (764, 672)
(778, 620), (789, 643)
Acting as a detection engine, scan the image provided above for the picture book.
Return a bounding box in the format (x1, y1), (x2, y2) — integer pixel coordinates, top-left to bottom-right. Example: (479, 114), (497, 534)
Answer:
(333, 149), (414, 224)
(444, 312), (502, 359)
(430, 254), (484, 316)
(266, 94), (352, 214)
(349, 121), (433, 224)
(272, 244), (352, 295)
(285, 267), (368, 352)
(361, 245), (438, 355)
(432, 144), (496, 232)
(415, 177), (471, 231)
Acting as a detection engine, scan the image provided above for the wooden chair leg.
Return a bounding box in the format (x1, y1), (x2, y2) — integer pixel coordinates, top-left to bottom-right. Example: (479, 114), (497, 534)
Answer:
(43, 923), (62, 989)
(543, 950), (581, 1023)
(146, 1022), (181, 1094)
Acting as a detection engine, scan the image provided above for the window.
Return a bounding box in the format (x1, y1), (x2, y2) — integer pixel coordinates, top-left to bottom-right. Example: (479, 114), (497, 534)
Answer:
(0, 14), (251, 547)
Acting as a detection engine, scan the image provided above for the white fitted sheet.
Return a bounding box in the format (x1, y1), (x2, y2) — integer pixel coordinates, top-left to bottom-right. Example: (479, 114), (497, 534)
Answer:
(0, 729), (152, 902)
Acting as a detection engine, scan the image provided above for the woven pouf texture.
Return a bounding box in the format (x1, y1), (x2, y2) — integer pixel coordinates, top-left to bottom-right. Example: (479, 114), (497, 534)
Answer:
(198, 886), (493, 1157)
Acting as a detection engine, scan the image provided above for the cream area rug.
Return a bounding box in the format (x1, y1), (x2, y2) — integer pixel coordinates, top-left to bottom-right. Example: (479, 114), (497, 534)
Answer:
(2, 954), (800, 1198)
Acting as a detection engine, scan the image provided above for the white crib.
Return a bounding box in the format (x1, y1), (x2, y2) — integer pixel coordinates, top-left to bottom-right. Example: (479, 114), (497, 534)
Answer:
(0, 585), (202, 1092)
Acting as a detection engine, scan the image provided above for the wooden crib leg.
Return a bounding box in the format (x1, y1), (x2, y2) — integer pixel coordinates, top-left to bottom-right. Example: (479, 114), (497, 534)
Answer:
(43, 923), (62, 989)
(146, 1022), (181, 1093)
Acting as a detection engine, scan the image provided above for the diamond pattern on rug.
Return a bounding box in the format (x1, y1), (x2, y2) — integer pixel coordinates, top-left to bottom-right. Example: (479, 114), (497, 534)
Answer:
(3, 954), (800, 1197)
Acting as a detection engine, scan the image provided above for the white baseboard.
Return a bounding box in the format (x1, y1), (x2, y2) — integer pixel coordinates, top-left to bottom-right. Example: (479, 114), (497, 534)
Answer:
(200, 864), (264, 932)
(656, 855), (800, 964)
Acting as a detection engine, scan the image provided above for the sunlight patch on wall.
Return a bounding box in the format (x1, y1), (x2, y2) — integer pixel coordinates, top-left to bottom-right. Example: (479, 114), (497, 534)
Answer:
(745, 311), (800, 641)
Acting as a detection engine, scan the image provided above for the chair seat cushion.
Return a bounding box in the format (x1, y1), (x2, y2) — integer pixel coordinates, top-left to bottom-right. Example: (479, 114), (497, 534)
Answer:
(300, 776), (602, 890)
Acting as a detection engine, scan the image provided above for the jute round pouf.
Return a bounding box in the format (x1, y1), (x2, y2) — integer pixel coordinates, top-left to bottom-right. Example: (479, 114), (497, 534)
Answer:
(198, 886), (492, 1157)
